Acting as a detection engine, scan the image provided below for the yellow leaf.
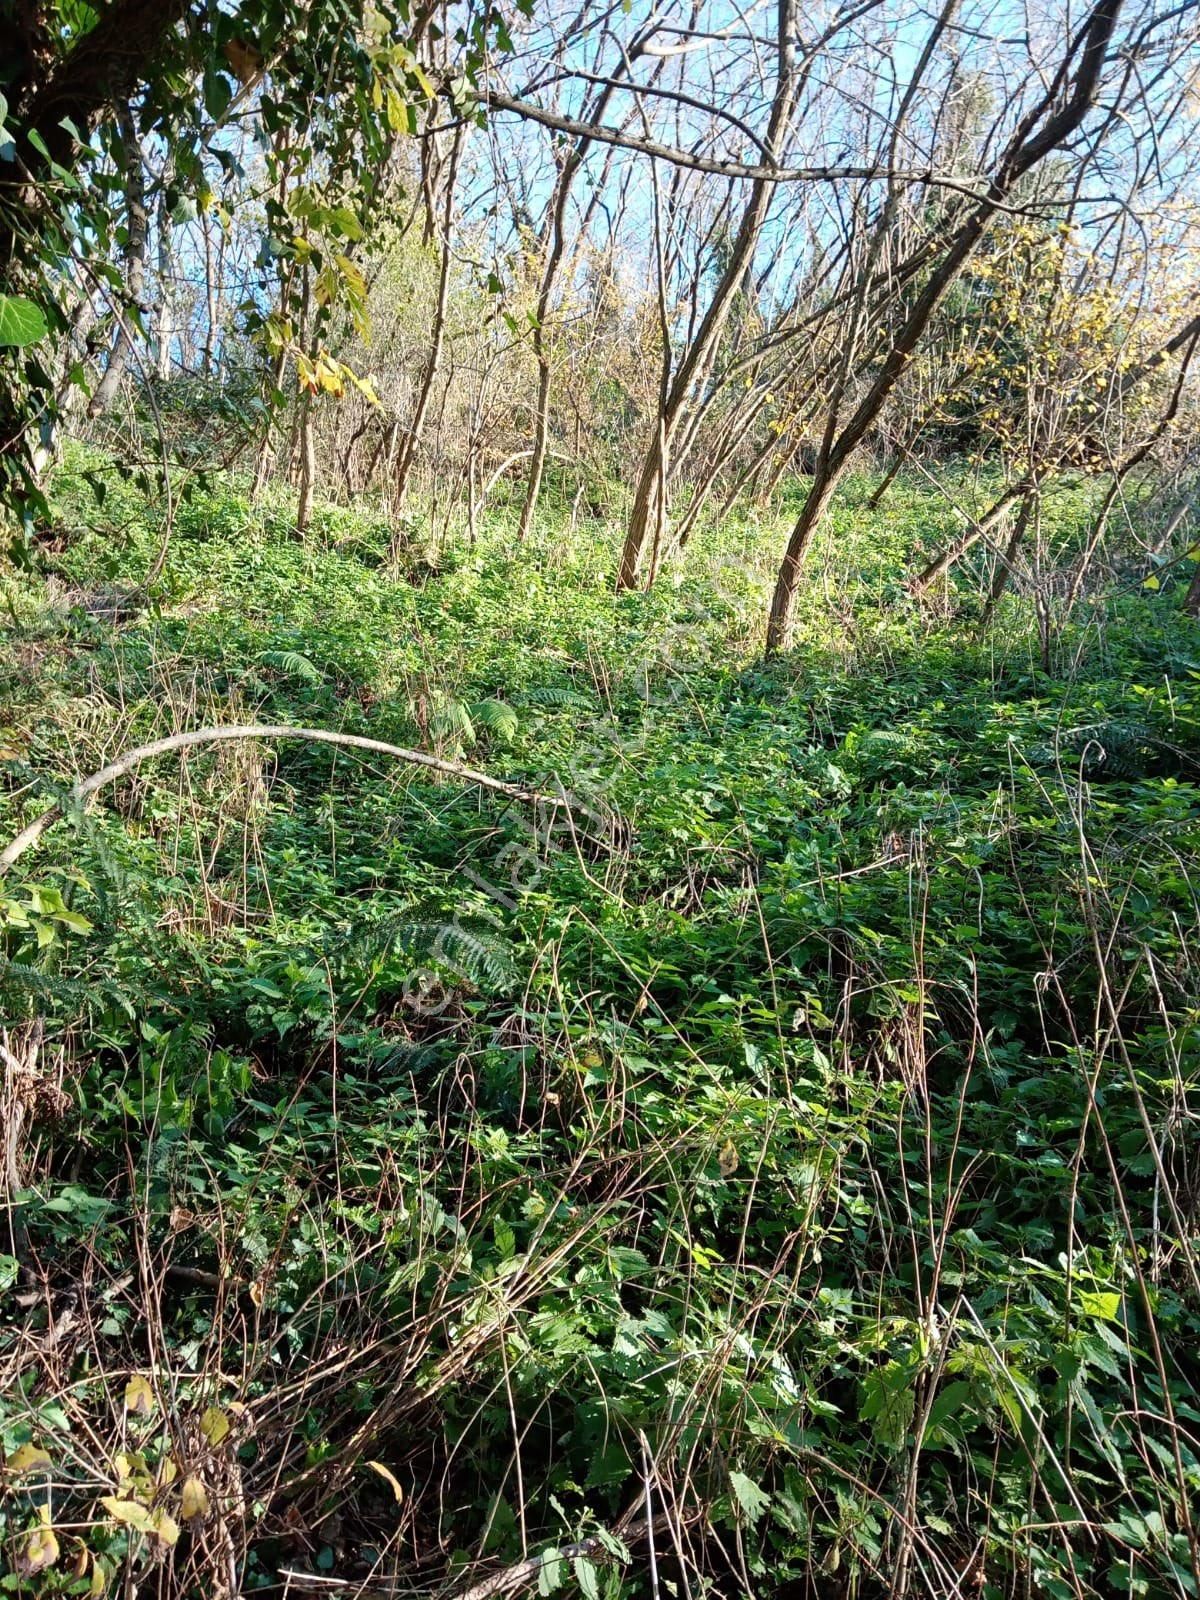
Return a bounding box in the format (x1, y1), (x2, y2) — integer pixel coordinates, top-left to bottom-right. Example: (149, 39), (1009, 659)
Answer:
(717, 1139), (739, 1177)
(366, 1460), (404, 1503)
(335, 253), (367, 303)
(296, 353), (318, 395)
(90, 1555), (111, 1597)
(345, 368), (381, 407)
(148, 1508), (180, 1548)
(200, 1406), (231, 1446)
(114, 1451), (144, 1488)
(124, 1374), (155, 1418)
(386, 85), (409, 134)
(180, 1475), (211, 1521)
(16, 1522), (60, 1576)
(312, 354), (345, 396)
(7, 1443), (52, 1475)
(101, 1497), (154, 1534)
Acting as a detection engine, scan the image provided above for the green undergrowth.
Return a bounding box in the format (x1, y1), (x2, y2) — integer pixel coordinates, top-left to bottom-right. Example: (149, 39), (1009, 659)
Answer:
(1, 451), (1198, 1600)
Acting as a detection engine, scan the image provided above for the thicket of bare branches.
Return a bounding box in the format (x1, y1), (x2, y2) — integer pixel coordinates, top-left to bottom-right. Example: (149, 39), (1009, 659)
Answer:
(68, 0), (1200, 642)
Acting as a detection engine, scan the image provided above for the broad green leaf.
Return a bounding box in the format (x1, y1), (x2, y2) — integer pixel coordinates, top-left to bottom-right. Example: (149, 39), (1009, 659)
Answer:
(537, 1549), (564, 1596)
(573, 1555), (601, 1600)
(1079, 1290), (1122, 1322)
(923, 1380), (973, 1439)
(0, 294), (46, 347)
(729, 1469), (771, 1523)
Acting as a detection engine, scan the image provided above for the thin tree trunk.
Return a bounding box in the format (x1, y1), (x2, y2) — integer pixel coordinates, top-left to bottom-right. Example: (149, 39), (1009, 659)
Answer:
(764, 0), (1123, 654)
(251, 348), (288, 501)
(390, 125), (466, 539)
(517, 80), (633, 542)
(980, 489), (1036, 626)
(909, 481), (1029, 591)
(87, 104), (148, 417)
(202, 208), (220, 373)
(154, 184), (175, 380)
(618, 0), (800, 589)
(296, 390), (316, 533)
(765, 462), (843, 645)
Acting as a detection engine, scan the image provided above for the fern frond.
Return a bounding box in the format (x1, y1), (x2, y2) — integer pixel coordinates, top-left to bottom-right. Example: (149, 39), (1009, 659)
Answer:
(324, 913), (518, 994)
(1032, 719), (1164, 779)
(0, 961), (132, 1018)
(257, 649), (325, 684)
(523, 685), (595, 710)
(470, 699), (519, 741)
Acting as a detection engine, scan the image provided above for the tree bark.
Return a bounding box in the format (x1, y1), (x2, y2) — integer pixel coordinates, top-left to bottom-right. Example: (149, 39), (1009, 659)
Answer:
(0, 0), (190, 490)
(88, 103), (148, 416)
(909, 481), (1029, 591)
(617, 0), (800, 590)
(517, 88), (621, 543)
(390, 124), (465, 539)
(296, 389), (316, 533)
(980, 489), (1036, 626)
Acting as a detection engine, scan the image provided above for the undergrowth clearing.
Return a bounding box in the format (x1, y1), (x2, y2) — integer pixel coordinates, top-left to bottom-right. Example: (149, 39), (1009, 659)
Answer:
(1, 456), (1199, 1600)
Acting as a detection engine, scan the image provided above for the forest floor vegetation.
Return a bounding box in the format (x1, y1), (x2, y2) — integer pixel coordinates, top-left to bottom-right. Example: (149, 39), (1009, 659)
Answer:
(1, 453), (1198, 1600)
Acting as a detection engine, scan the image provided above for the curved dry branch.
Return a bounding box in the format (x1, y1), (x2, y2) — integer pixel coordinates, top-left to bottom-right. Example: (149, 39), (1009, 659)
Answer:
(0, 725), (560, 873)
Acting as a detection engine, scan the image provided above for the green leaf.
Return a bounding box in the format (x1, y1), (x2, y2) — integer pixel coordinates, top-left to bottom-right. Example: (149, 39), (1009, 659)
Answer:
(537, 1549), (564, 1596)
(0, 295), (48, 348)
(1079, 1290), (1122, 1322)
(573, 1555), (601, 1600)
(923, 1380), (972, 1439)
(729, 1470), (771, 1523)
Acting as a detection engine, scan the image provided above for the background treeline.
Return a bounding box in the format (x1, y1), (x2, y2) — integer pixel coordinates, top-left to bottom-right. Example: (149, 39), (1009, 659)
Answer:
(23, 0), (1200, 644)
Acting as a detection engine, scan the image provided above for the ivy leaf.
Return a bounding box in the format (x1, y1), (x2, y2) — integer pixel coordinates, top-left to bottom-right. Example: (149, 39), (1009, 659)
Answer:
(0, 294), (48, 347)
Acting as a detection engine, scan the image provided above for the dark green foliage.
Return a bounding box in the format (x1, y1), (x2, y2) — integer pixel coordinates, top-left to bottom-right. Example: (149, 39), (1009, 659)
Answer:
(1, 458), (1198, 1600)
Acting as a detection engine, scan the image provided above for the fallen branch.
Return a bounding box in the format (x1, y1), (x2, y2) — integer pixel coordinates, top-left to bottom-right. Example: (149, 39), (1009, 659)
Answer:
(0, 725), (561, 872)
